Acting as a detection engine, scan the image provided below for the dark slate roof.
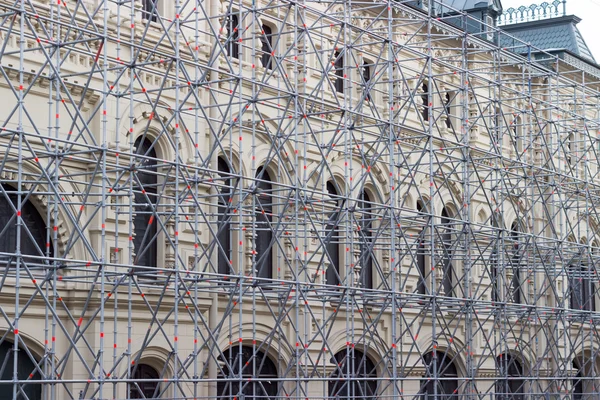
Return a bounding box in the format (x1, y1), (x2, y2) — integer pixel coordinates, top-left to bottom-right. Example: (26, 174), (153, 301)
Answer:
(499, 15), (596, 63)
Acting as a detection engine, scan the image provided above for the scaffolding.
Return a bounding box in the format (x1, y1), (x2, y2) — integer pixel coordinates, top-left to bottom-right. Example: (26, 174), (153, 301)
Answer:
(0, 0), (600, 398)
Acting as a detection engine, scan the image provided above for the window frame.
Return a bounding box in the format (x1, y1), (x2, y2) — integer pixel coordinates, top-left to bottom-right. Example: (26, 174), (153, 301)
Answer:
(133, 137), (159, 276)
(255, 166), (274, 281)
(225, 12), (240, 59)
(260, 23), (275, 70)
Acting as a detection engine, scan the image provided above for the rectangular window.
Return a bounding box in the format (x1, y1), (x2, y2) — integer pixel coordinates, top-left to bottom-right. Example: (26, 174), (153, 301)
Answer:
(226, 14), (240, 59)
(334, 52), (344, 94)
(142, 0), (158, 23)
(362, 61), (371, 101)
(261, 24), (273, 69)
(421, 82), (429, 122)
(444, 92), (452, 129)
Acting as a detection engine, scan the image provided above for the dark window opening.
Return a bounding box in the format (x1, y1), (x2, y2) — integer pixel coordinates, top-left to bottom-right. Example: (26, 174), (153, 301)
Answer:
(444, 92), (452, 129)
(441, 207), (453, 297)
(133, 137), (158, 275)
(261, 24), (273, 69)
(226, 13), (240, 59)
(217, 346), (278, 400)
(0, 341), (41, 400)
(334, 52), (344, 94)
(573, 360), (583, 400)
(142, 0), (158, 22)
(491, 215), (502, 303)
(255, 167), (273, 280)
(421, 351), (458, 400)
(0, 184), (53, 270)
(570, 258), (595, 312)
(359, 190), (373, 289)
(568, 132), (575, 166)
(496, 354), (524, 400)
(329, 349), (377, 399)
(421, 83), (429, 122)
(509, 222), (522, 304)
(129, 363), (160, 399)
(416, 200), (427, 295)
(362, 61), (371, 101)
(217, 157), (233, 277)
(325, 181), (341, 286)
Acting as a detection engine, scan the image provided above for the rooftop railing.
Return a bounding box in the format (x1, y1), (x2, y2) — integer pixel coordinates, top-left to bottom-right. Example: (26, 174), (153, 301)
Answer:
(498, 0), (567, 25)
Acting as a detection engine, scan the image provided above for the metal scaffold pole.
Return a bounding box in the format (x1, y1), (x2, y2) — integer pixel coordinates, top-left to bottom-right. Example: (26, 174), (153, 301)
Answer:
(1, 0), (600, 399)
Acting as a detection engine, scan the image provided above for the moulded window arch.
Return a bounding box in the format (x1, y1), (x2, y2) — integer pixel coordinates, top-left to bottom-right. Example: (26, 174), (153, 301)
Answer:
(358, 190), (374, 289)
(496, 353), (524, 400)
(217, 157), (234, 277)
(217, 345), (278, 399)
(325, 181), (342, 286)
(255, 166), (273, 281)
(329, 348), (378, 399)
(0, 184), (54, 271)
(440, 206), (454, 297)
(129, 363), (160, 399)
(572, 356), (597, 400)
(133, 136), (158, 276)
(420, 350), (458, 399)
(0, 340), (41, 400)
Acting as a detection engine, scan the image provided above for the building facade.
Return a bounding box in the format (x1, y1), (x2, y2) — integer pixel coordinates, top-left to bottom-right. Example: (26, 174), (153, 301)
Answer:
(0, 0), (599, 398)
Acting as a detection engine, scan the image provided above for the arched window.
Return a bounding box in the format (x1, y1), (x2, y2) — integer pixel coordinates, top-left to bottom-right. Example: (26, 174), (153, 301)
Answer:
(421, 350), (458, 399)
(358, 190), (373, 289)
(0, 185), (53, 270)
(362, 60), (372, 101)
(421, 82), (429, 122)
(329, 349), (377, 399)
(129, 363), (160, 399)
(334, 51), (344, 94)
(217, 345), (278, 400)
(260, 24), (274, 69)
(325, 181), (341, 286)
(569, 245), (595, 312)
(512, 116), (523, 156)
(568, 132), (575, 166)
(416, 200), (428, 295)
(491, 213), (502, 303)
(496, 354), (524, 400)
(509, 221), (523, 304)
(440, 207), (453, 297)
(0, 340), (41, 400)
(133, 137), (158, 274)
(573, 359), (584, 400)
(255, 167), (273, 280)
(225, 12), (240, 59)
(217, 157), (233, 277)
(444, 92), (452, 129)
